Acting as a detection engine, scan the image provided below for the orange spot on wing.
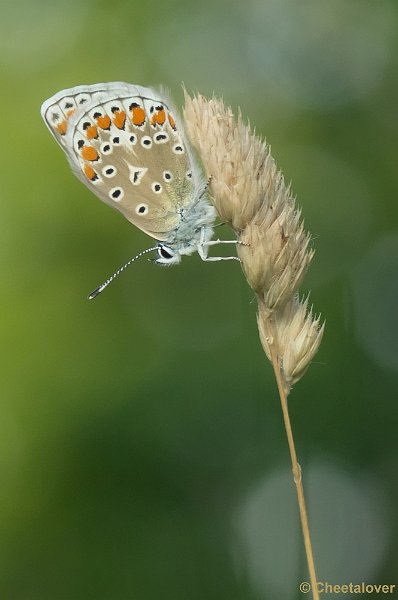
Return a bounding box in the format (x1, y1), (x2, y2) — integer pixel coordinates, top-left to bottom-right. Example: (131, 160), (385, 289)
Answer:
(83, 164), (98, 181)
(131, 106), (146, 126)
(96, 115), (111, 129)
(168, 113), (176, 130)
(56, 120), (67, 135)
(151, 108), (166, 126)
(113, 110), (126, 129)
(86, 125), (98, 140)
(81, 146), (99, 161)
(56, 108), (75, 135)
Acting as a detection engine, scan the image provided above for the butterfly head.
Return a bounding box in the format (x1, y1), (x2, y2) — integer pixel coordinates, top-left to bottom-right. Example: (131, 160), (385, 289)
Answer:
(155, 243), (180, 265)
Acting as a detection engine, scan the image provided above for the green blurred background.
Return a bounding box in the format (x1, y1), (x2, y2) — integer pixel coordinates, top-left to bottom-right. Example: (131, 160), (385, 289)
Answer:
(2, 0), (398, 598)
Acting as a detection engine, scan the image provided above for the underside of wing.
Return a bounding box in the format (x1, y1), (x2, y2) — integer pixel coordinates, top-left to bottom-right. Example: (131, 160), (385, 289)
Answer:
(41, 83), (151, 147)
(41, 83), (202, 241)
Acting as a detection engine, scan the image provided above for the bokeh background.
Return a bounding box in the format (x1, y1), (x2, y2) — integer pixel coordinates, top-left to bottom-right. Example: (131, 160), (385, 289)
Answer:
(2, 0), (398, 598)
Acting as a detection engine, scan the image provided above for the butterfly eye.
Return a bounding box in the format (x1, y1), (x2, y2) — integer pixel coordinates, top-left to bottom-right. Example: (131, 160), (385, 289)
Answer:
(158, 245), (174, 260)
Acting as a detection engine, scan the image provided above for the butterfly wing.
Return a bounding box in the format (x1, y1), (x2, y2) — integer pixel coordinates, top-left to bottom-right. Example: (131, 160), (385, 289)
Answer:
(41, 83), (200, 242)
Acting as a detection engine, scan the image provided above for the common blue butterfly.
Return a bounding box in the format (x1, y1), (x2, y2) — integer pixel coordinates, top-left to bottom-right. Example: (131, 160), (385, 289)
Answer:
(41, 83), (238, 297)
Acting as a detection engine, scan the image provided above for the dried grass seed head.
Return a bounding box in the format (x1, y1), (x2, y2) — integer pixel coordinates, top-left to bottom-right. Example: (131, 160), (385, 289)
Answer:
(184, 92), (274, 231)
(239, 206), (314, 307)
(184, 89), (323, 386)
(257, 296), (325, 389)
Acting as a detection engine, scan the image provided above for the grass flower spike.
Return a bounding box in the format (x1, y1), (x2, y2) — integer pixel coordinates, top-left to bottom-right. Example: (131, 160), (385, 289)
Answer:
(184, 91), (324, 600)
(257, 296), (325, 390)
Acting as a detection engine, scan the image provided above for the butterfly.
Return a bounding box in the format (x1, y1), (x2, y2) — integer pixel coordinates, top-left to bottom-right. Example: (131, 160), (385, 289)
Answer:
(41, 82), (238, 298)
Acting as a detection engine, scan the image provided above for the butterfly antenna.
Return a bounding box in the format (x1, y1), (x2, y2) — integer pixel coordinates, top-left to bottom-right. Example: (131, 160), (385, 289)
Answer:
(87, 246), (158, 300)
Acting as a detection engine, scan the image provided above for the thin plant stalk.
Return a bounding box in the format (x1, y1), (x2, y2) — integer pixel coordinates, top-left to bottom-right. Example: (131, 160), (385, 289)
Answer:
(266, 315), (319, 600)
(184, 91), (324, 599)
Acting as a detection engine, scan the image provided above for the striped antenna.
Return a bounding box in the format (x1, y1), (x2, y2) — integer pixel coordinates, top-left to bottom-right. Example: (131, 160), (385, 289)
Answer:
(88, 246), (158, 300)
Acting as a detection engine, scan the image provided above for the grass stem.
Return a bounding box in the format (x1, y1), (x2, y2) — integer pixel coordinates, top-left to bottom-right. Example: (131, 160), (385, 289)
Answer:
(267, 317), (319, 600)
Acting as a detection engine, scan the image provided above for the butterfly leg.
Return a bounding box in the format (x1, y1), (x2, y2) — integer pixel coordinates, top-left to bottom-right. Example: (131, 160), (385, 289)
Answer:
(204, 239), (243, 247)
(200, 255), (241, 262)
(198, 235), (245, 262)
